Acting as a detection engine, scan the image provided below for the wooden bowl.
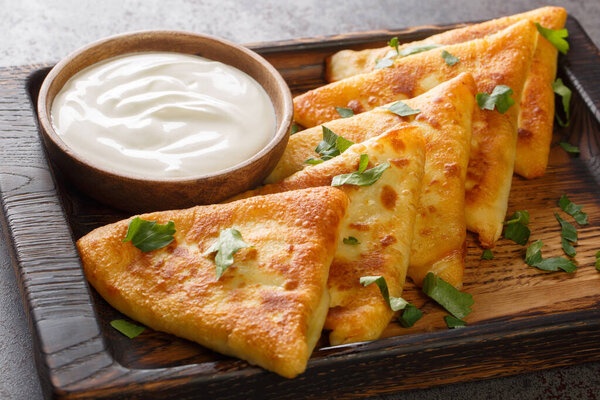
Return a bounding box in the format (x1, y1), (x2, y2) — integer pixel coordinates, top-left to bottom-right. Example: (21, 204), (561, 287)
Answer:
(37, 31), (292, 213)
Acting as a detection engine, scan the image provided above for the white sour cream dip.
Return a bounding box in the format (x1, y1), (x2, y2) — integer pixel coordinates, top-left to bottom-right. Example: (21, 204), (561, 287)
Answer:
(51, 52), (276, 178)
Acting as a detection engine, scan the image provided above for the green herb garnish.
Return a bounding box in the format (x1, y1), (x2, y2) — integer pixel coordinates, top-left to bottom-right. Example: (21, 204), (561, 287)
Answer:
(476, 85), (516, 114)
(387, 101), (421, 117)
(398, 44), (442, 56)
(203, 228), (252, 279)
(555, 213), (577, 257)
(290, 122), (300, 135)
(481, 249), (494, 260)
(524, 240), (577, 273)
(559, 142), (580, 154)
(422, 272), (473, 319)
(559, 195), (588, 225)
(360, 275), (408, 311)
(122, 217), (176, 252)
(388, 37), (400, 55)
(595, 251), (600, 272)
(335, 106), (355, 118)
(398, 304), (423, 328)
(343, 236), (360, 245)
(110, 319), (145, 339)
(444, 315), (467, 329)
(535, 23), (569, 55)
(503, 210), (531, 245)
(304, 158), (324, 165)
(307, 126), (354, 164)
(441, 50), (460, 66)
(552, 78), (572, 127)
(525, 240), (544, 266)
(331, 158), (390, 187)
(358, 153), (369, 173)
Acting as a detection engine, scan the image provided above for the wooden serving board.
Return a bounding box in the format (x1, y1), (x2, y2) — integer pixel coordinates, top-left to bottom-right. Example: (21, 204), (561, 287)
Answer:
(1, 16), (600, 399)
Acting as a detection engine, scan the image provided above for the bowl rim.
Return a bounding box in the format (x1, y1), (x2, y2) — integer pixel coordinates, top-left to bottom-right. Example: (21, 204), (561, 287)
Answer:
(37, 29), (293, 183)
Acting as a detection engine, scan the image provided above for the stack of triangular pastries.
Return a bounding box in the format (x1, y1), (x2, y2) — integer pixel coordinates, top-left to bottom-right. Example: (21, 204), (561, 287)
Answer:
(77, 7), (567, 378)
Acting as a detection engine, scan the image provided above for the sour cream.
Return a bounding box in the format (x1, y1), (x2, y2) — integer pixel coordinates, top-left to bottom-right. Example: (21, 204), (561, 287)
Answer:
(51, 52), (276, 178)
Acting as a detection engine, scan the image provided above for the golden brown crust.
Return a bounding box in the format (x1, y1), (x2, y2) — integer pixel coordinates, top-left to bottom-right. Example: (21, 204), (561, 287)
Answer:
(324, 7), (567, 179)
(232, 126), (426, 344)
(294, 21), (537, 247)
(77, 187), (348, 378)
(266, 74), (476, 287)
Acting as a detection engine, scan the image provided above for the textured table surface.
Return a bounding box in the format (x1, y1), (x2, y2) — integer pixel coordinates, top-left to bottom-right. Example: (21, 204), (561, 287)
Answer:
(1, 1), (599, 399)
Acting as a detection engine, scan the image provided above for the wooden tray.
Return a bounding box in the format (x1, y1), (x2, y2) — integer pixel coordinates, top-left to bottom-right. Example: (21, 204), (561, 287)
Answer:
(1, 16), (600, 399)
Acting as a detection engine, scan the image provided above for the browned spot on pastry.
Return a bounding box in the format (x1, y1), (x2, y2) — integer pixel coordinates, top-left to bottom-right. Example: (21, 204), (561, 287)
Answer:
(380, 235), (397, 247)
(380, 185), (398, 210)
(347, 100), (364, 114)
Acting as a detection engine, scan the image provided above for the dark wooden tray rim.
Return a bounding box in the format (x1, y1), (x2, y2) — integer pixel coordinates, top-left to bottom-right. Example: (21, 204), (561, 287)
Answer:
(0, 16), (599, 399)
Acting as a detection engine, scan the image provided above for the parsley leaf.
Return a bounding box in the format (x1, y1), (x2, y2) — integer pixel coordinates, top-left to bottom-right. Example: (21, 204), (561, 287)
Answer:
(595, 251), (600, 272)
(444, 315), (467, 329)
(308, 125), (355, 164)
(110, 319), (145, 339)
(343, 236), (360, 245)
(552, 78), (572, 127)
(358, 153), (369, 173)
(441, 50), (460, 66)
(304, 158), (324, 165)
(387, 101), (421, 117)
(375, 57), (394, 69)
(555, 213), (577, 257)
(524, 240), (577, 273)
(398, 44), (442, 56)
(536, 257), (577, 273)
(331, 161), (390, 187)
(535, 23), (569, 55)
(335, 106), (355, 118)
(525, 240), (544, 266)
(559, 195), (588, 225)
(481, 249), (494, 260)
(360, 275), (408, 311)
(290, 122), (300, 135)
(398, 304), (423, 328)
(503, 210), (531, 245)
(388, 37), (400, 55)
(203, 228), (251, 279)
(422, 272), (473, 319)
(559, 142), (580, 154)
(476, 85), (516, 114)
(122, 217), (176, 252)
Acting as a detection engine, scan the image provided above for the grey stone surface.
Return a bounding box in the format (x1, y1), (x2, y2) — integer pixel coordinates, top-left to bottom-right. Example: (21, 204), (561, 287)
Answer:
(1, 0), (599, 399)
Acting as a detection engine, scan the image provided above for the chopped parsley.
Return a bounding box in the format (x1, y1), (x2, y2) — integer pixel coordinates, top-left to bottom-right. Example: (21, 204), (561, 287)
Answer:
(595, 251), (600, 272)
(398, 304), (423, 328)
(525, 240), (577, 273)
(290, 122), (301, 135)
(122, 217), (176, 252)
(476, 85), (516, 114)
(555, 213), (577, 257)
(559, 195), (588, 225)
(331, 155), (390, 187)
(441, 50), (460, 66)
(559, 142), (580, 154)
(305, 125), (354, 164)
(398, 44), (442, 56)
(422, 272), (473, 319)
(335, 106), (355, 118)
(360, 275), (408, 312)
(203, 228), (252, 279)
(503, 210), (531, 245)
(444, 315), (467, 329)
(343, 236), (360, 245)
(552, 78), (572, 127)
(387, 101), (421, 117)
(110, 319), (145, 339)
(481, 249), (494, 260)
(535, 23), (569, 55)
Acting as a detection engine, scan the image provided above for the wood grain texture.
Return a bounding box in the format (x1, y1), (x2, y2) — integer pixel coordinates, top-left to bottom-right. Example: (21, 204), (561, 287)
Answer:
(0, 16), (599, 399)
